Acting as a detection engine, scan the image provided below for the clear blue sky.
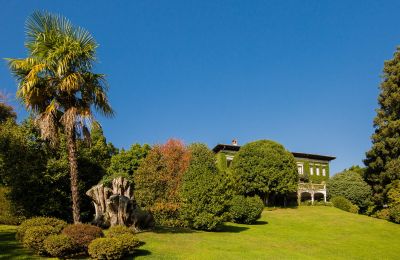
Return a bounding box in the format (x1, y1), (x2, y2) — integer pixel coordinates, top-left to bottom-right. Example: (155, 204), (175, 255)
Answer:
(1, 1), (399, 175)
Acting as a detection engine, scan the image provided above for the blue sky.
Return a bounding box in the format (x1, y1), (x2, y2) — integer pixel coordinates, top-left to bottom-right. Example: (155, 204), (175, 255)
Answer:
(1, 1), (399, 174)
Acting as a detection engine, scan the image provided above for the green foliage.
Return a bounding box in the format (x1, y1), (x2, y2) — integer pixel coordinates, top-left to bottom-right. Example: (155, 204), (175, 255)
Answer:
(387, 181), (400, 206)
(364, 47), (400, 207)
(389, 204), (400, 223)
(327, 170), (372, 211)
(23, 225), (58, 255)
(181, 143), (230, 230)
(0, 186), (25, 225)
(106, 225), (135, 237)
(0, 100), (16, 124)
(229, 195), (264, 224)
(16, 217), (67, 242)
(331, 196), (358, 213)
(230, 140), (298, 202)
(44, 234), (77, 257)
(107, 143), (150, 177)
(374, 208), (391, 220)
(62, 223), (104, 251)
(88, 237), (124, 260)
(115, 233), (141, 254)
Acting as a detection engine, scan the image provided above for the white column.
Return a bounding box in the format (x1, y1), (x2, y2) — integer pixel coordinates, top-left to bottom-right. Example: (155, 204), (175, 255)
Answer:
(311, 192), (314, 205)
(324, 192), (327, 203)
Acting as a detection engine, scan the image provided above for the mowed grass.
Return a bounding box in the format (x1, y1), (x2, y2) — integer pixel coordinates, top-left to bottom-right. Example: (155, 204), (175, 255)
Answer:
(136, 207), (400, 259)
(1, 207), (400, 259)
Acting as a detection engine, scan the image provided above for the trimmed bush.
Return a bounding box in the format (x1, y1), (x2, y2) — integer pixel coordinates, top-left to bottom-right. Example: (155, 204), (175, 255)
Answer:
(88, 237), (124, 260)
(229, 195), (264, 224)
(389, 204), (400, 223)
(117, 233), (141, 254)
(16, 217), (67, 241)
(62, 223), (103, 251)
(44, 234), (77, 257)
(331, 196), (358, 213)
(23, 225), (57, 255)
(106, 225), (135, 237)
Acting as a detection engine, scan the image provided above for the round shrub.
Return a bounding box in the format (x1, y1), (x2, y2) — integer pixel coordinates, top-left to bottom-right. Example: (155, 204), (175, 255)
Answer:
(23, 225), (57, 255)
(62, 223), (104, 251)
(389, 204), (400, 223)
(229, 195), (264, 224)
(331, 196), (359, 213)
(88, 237), (124, 260)
(106, 225), (135, 237)
(16, 217), (67, 241)
(116, 233), (141, 254)
(44, 234), (76, 257)
(375, 208), (391, 220)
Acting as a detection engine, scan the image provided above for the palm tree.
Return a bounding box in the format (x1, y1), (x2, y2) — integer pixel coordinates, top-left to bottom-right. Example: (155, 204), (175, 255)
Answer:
(8, 11), (114, 223)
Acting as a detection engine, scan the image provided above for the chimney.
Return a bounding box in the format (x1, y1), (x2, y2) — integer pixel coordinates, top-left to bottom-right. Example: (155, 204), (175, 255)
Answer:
(232, 139), (238, 146)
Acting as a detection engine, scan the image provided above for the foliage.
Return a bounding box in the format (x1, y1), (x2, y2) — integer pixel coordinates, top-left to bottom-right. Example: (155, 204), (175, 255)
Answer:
(180, 144), (230, 230)
(115, 233), (141, 254)
(230, 140), (298, 203)
(0, 95), (16, 123)
(88, 237), (124, 260)
(389, 204), (400, 223)
(107, 143), (150, 176)
(364, 47), (400, 207)
(106, 225), (135, 237)
(0, 187), (25, 225)
(387, 181), (400, 206)
(327, 170), (372, 211)
(331, 196), (358, 213)
(134, 139), (190, 226)
(16, 217), (67, 242)
(8, 11), (114, 223)
(62, 223), (104, 251)
(44, 234), (77, 257)
(23, 225), (58, 255)
(374, 208), (391, 220)
(229, 195), (264, 224)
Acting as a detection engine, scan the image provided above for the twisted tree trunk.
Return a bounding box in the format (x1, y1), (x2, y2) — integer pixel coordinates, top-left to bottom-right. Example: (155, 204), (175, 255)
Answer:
(66, 127), (81, 223)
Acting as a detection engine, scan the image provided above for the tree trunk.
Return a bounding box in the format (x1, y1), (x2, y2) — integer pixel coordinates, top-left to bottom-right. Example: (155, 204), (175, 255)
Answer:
(66, 127), (81, 223)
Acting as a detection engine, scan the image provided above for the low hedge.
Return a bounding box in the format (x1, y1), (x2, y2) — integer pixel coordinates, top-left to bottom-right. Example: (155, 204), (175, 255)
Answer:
(44, 234), (77, 257)
(16, 217), (67, 241)
(62, 223), (104, 251)
(331, 196), (358, 213)
(229, 195), (264, 224)
(88, 237), (124, 260)
(23, 225), (58, 255)
(106, 225), (135, 237)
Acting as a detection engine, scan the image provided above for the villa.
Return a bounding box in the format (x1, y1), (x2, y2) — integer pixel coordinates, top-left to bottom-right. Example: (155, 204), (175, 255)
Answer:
(212, 140), (336, 205)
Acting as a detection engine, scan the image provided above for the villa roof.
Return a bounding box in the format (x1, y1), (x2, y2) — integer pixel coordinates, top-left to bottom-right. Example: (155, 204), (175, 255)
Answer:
(212, 144), (336, 161)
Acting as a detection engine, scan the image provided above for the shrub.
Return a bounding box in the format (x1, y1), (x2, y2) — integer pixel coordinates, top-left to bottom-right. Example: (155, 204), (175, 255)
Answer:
(62, 223), (103, 251)
(88, 237), (124, 260)
(116, 233), (141, 254)
(23, 225), (57, 255)
(44, 234), (77, 257)
(375, 208), (391, 220)
(229, 195), (264, 224)
(0, 186), (25, 225)
(180, 143), (231, 231)
(331, 196), (359, 213)
(106, 225), (135, 237)
(389, 204), (400, 223)
(16, 217), (67, 241)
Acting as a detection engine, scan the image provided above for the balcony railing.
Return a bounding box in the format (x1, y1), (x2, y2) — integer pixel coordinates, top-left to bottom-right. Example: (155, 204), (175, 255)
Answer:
(298, 182), (326, 191)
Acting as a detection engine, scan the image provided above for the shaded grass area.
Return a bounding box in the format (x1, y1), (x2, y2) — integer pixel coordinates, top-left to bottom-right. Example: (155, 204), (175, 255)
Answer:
(1, 207), (400, 259)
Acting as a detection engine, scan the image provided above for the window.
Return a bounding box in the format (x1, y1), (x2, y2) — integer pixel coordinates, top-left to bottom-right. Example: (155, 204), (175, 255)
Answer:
(316, 167), (320, 176)
(322, 168), (326, 176)
(297, 163), (304, 174)
(310, 166), (314, 175)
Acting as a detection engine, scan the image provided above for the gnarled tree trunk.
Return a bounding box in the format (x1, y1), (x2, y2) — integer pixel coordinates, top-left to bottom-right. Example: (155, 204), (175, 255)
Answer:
(66, 127), (81, 223)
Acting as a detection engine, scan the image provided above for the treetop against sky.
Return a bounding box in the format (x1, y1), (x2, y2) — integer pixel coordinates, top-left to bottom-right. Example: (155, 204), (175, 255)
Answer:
(1, 0), (400, 174)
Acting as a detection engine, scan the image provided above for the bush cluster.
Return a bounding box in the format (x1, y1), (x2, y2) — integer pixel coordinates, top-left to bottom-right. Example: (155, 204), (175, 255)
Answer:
(23, 225), (58, 255)
(229, 195), (264, 224)
(62, 223), (104, 251)
(0, 187), (25, 225)
(16, 217), (67, 241)
(375, 208), (391, 220)
(389, 204), (400, 223)
(331, 196), (359, 213)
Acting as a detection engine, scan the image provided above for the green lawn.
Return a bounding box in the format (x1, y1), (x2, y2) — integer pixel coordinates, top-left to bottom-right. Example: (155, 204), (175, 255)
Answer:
(1, 207), (400, 259)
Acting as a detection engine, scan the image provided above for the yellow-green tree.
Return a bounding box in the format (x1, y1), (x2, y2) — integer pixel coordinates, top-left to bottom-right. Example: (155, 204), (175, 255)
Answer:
(8, 11), (113, 223)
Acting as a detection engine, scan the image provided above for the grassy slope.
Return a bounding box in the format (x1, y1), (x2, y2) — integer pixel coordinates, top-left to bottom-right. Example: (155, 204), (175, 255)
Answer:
(1, 207), (399, 259)
(136, 207), (400, 259)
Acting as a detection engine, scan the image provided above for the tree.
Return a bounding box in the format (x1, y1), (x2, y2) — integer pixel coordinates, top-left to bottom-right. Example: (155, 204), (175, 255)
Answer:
(8, 12), (113, 223)
(107, 144), (151, 177)
(134, 139), (190, 226)
(364, 47), (400, 207)
(230, 140), (298, 205)
(327, 169), (372, 211)
(180, 143), (230, 230)
(0, 93), (16, 123)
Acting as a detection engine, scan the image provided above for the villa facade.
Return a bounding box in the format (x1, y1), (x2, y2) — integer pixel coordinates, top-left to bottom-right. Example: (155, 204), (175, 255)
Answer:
(212, 141), (336, 205)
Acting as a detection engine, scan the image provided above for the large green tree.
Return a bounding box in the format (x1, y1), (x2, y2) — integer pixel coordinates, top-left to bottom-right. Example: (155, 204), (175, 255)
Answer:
(231, 140), (298, 205)
(0, 93), (16, 123)
(8, 12), (113, 223)
(364, 47), (400, 207)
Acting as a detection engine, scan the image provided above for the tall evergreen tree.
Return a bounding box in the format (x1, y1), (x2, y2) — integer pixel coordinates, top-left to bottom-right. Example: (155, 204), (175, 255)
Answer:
(365, 47), (400, 206)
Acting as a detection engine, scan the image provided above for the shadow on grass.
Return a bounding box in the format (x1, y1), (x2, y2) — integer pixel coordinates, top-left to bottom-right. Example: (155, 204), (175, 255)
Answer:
(253, 220), (268, 225)
(151, 226), (196, 234)
(0, 229), (37, 259)
(217, 223), (249, 233)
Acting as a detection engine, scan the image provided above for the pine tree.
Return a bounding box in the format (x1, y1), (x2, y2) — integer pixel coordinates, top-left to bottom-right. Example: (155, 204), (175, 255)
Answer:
(364, 47), (400, 206)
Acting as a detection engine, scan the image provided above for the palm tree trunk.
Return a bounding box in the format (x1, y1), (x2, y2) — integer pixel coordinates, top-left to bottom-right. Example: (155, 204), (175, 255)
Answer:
(66, 127), (81, 223)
